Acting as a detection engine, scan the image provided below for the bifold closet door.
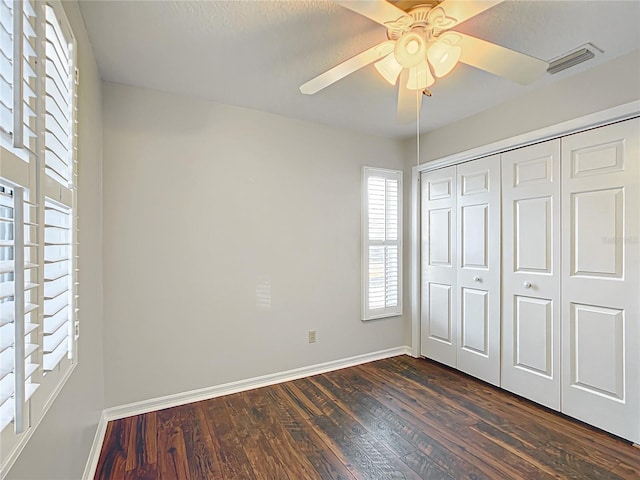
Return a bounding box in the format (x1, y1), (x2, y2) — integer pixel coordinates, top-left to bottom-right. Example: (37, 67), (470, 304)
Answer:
(420, 166), (457, 367)
(456, 156), (501, 386)
(501, 140), (561, 410)
(561, 118), (639, 443)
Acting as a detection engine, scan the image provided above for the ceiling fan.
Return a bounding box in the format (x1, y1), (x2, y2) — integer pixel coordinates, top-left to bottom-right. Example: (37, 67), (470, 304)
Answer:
(299, 0), (549, 123)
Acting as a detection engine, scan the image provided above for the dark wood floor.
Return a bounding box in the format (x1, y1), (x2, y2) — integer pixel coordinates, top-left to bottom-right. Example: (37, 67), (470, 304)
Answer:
(95, 355), (640, 479)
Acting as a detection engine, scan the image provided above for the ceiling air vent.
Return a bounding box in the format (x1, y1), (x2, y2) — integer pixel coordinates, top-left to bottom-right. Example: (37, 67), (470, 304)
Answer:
(547, 44), (601, 75)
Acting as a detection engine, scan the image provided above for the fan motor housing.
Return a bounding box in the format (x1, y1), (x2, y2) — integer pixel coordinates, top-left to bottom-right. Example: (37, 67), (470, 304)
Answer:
(386, 2), (443, 41)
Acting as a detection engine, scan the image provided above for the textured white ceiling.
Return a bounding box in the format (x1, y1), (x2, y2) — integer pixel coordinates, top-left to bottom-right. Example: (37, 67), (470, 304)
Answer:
(79, 0), (640, 138)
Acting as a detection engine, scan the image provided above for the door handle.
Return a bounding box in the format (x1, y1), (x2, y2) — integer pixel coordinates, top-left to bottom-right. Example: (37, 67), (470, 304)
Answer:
(474, 276), (481, 282)
(524, 281), (532, 289)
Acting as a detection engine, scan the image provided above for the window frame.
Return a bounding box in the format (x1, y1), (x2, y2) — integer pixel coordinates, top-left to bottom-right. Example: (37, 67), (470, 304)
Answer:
(361, 166), (403, 321)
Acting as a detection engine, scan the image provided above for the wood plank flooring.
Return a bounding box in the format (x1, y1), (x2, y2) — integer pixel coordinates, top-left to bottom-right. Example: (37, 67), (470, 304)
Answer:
(95, 355), (640, 479)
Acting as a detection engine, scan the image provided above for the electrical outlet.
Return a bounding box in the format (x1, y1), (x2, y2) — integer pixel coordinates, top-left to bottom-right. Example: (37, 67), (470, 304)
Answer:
(308, 330), (317, 343)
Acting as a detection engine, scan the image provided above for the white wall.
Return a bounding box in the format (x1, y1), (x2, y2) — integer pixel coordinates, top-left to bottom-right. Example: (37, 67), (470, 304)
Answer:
(7, 2), (104, 479)
(102, 82), (408, 408)
(416, 49), (640, 163)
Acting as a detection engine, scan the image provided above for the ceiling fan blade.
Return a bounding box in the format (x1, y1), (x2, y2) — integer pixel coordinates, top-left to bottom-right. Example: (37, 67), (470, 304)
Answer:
(300, 41), (395, 95)
(334, 0), (412, 27)
(431, 0), (503, 30)
(443, 32), (548, 85)
(397, 69), (422, 124)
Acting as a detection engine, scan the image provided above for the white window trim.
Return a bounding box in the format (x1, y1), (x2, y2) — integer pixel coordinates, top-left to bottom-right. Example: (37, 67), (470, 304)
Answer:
(362, 166), (403, 321)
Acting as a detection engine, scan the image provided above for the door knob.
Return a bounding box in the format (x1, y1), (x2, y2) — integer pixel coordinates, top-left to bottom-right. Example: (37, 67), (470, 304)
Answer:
(474, 276), (481, 282)
(524, 281), (532, 289)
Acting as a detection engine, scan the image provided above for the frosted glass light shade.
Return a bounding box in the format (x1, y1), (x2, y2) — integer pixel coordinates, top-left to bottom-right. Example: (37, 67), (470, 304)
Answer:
(374, 53), (403, 85)
(394, 32), (427, 68)
(406, 61), (435, 90)
(428, 41), (462, 78)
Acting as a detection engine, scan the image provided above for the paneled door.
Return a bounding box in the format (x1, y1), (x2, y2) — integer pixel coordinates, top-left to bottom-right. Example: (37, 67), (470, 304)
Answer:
(420, 166), (457, 367)
(501, 140), (561, 410)
(561, 118), (639, 443)
(456, 156), (501, 386)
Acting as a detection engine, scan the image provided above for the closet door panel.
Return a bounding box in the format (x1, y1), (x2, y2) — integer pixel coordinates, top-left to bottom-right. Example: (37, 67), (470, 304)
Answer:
(456, 155), (501, 386)
(420, 167), (457, 367)
(561, 118), (639, 443)
(461, 287), (488, 355)
(515, 197), (552, 272)
(427, 283), (453, 343)
(501, 140), (561, 410)
(571, 304), (624, 399)
(572, 188), (623, 277)
(514, 296), (552, 375)
(461, 204), (488, 268)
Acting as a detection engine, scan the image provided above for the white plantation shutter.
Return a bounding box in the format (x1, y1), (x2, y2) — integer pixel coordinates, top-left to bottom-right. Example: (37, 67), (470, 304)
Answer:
(44, 3), (73, 185)
(0, 185), (40, 434)
(0, 0), (37, 153)
(42, 199), (71, 371)
(362, 167), (402, 320)
(19, 0), (37, 152)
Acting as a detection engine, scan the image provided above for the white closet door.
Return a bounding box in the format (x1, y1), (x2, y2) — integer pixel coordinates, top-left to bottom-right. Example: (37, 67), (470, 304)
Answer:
(561, 118), (640, 443)
(420, 167), (457, 367)
(456, 156), (501, 386)
(501, 140), (561, 410)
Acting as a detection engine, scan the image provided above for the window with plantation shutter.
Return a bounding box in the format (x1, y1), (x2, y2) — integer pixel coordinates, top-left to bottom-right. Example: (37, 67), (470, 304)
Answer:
(0, 184), (40, 434)
(362, 167), (402, 320)
(0, 1), (79, 473)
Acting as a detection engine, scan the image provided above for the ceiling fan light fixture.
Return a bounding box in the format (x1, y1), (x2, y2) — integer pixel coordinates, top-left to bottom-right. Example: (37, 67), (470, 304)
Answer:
(394, 31), (427, 68)
(427, 41), (462, 77)
(374, 53), (403, 85)
(301, 0), (539, 120)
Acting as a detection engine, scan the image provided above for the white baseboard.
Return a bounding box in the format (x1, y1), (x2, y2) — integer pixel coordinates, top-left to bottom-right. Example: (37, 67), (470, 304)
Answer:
(82, 345), (411, 480)
(82, 412), (108, 480)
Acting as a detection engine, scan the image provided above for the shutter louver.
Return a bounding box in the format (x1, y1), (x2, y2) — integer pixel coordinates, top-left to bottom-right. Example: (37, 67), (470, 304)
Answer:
(0, 0), (13, 137)
(0, 186), (40, 433)
(362, 168), (402, 320)
(42, 198), (71, 372)
(44, 3), (72, 185)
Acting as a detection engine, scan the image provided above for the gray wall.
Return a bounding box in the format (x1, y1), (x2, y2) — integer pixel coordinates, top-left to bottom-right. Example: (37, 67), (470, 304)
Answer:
(101, 82), (409, 408)
(7, 1), (104, 479)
